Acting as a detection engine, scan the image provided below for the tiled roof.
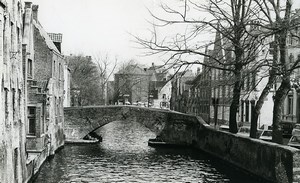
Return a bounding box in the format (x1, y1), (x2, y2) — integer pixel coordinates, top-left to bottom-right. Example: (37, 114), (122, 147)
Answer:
(48, 33), (63, 43)
(33, 20), (60, 53)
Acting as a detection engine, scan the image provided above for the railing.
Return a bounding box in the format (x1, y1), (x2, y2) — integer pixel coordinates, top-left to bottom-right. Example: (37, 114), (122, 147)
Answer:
(282, 114), (297, 123)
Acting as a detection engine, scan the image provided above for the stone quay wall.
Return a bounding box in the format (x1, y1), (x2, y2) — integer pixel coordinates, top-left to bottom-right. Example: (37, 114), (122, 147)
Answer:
(196, 126), (300, 182)
(64, 106), (300, 183)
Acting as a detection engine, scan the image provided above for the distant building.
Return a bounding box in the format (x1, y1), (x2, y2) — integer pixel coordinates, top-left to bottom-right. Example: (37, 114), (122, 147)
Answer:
(146, 63), (172, 109)
(114, 62), (173, 108)
(114, 64), (149, 105)
(63, 62), (71, 107)
(170, 70), (195, 112)
(187, 64), (212, 122)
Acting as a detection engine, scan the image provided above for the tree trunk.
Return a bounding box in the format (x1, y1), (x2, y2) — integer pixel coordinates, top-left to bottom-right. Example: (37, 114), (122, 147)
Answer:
(272, 78), (290, 144)
(272, 26), (290, 144)
(250, 72), (276, 138)
(229, 70), (241, 133)
(250, 32), (280, 138)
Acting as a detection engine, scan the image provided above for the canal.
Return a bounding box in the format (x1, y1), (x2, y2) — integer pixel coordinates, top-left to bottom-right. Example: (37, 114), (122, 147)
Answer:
(34, 121), (262, 183)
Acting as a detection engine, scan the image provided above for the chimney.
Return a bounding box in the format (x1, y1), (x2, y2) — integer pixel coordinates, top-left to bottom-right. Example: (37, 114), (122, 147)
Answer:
(48, 33), (63, 53)
(32, 4), (39, 21)
(25, 2), (32, 9)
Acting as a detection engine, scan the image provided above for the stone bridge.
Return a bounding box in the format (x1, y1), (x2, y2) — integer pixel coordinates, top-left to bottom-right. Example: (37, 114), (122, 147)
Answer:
(64, 105), (300, 182)
(64, 105), (203, 145)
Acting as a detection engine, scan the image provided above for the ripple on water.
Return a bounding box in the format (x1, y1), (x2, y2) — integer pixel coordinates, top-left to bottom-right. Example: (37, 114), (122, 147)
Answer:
(34, 121), (262, 183)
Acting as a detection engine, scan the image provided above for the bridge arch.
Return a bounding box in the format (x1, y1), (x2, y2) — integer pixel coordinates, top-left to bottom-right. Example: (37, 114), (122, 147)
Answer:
(64, 105), (201, 145)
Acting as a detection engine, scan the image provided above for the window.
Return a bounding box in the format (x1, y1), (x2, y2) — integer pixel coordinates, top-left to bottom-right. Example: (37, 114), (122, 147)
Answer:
(245, 101), (249, 122)
(5, 88), (8, 122)
(162, 94), (166, 99)
(14, 148), (18, 182)
(3, 17), (6, 64)
(12, 88), (15, 119)
(53, 60), (56, 75)
(18, 89), (21, 115)
(27, 59), (32, 78)
(17, 27), (20, 45)
(59, 63), (61, 80)
(10, 22), (13, 49)
(288, 95), (293, 115)
(55, 97), (58, 124)
(28, 107), (36, 135)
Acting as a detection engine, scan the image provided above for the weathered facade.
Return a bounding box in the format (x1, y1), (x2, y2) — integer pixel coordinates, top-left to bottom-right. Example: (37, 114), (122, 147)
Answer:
(22, 2), (65, 180)
(0, 0), (27, 182)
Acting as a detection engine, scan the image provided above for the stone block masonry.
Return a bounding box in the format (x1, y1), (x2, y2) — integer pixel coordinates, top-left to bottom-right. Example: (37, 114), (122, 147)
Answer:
(195, 126), (300, 183)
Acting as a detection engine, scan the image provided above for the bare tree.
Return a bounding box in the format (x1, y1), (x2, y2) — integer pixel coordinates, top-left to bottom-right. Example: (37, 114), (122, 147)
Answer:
(93, 53), (118, 105)
(134, 0), (265, 133)
(251, 0), (300, 143)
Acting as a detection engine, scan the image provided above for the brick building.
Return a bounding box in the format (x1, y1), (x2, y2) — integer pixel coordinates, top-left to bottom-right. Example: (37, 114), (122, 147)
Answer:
(114, 64), (150, 105)
(22, 2), (65, 178)
(0, 0), (27, 182)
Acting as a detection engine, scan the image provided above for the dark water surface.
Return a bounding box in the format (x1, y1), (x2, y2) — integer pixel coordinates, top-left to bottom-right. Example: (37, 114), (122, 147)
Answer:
(34, 121), (261, 183)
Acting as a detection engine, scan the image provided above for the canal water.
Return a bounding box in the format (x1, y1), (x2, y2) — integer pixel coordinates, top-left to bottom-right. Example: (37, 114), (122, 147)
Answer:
(34, 121), (262, 183)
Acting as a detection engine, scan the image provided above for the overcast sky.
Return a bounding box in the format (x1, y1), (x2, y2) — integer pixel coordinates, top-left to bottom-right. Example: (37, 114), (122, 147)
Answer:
(30, 0), (300, 66)
(30, 0), (163, 66)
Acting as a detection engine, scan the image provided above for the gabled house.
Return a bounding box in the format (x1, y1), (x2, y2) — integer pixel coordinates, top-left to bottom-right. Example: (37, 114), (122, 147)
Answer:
(146, 63), (172, 109)
(22, 2), (65, 176)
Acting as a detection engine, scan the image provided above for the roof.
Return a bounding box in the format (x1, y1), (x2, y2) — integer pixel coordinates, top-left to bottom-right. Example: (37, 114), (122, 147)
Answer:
(117, 64), (147, 75)
(48, 33), (63, 43)
(33, 20), (60, 53)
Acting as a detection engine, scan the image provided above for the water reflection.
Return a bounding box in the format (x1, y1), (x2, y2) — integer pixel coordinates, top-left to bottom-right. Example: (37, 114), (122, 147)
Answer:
(34, 120), (261, 183)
